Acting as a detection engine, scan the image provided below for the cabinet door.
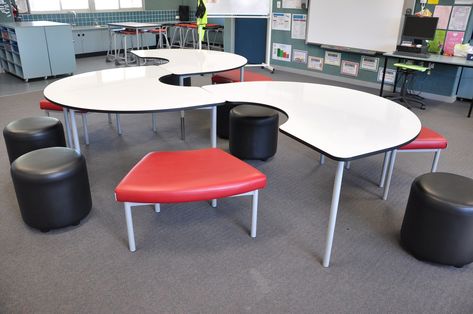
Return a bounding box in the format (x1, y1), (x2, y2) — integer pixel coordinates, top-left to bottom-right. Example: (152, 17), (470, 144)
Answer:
(15, 27), (51, 79)
(72, 31), (84, 54)
(82, 29), (108, 53)
(45, 26), (76, 75)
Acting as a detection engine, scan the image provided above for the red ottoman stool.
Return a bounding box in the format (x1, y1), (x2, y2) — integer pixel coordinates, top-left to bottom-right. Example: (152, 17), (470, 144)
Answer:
(115, 148), (267, 251)
(380, 127), (448, 200)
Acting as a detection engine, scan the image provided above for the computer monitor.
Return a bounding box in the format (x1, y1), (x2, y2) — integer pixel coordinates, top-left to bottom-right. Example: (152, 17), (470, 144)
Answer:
(402, 16), (439, 40)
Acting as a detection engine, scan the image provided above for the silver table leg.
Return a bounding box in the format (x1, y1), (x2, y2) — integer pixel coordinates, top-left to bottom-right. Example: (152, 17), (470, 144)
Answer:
(179, 75), (186, 141)
(69, 109), (81, 154)
(62, 107), (72, 148)
(323, 161), (345, 267)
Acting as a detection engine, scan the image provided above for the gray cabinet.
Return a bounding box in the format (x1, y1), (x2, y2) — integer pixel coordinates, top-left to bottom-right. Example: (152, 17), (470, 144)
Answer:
(73, 28), (109, 54)
(0, 21), (75, 81)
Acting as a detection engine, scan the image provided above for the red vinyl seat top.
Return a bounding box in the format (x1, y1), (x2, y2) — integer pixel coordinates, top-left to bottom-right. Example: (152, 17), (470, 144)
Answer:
(40, 99), (63, 111)
(40, 99), (87, 113)
(212, 69), (273, 84)
(401, 127), (448, 150)
(115, 148), (267, 204)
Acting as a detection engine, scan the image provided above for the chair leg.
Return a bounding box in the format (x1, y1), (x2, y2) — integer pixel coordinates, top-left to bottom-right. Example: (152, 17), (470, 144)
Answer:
(379, 151), (392, 187)
(180, 110), (185, 140)
(81, 113), (89, 145)
(108, 113), (112, 124)
(124, 202), (136, 252)
(116, 114), (122, 135)
(154, 204), (160, 213)
(382, 150), (397, 200)
(320, 154), (325, 165)
(152, 112), (157, 133)
(45, 111), (50, 117)
(251, 190), (259, 238)
(345, 161), (351, 170)
(431, 149), (441, 172)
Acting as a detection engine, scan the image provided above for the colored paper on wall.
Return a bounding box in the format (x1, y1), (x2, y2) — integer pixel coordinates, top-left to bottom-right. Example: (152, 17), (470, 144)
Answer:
(428, 0), (439, 4)
(428, 30), (447, 54)
(282, 0), (302, 9)
(293, 49), (308, 63)
(433, 5), (452, 29)
(443, 31), (464, 55)
(324, 51), (341, 66)
(291, 14), (307, 40)
(341, 61), (359, 77)
(307, 56), (324, 71)
(448, 6), (471, 31)
(377, 68), (396, 85)
(272, 13), (291, 31)
(272, 43), (292, 62)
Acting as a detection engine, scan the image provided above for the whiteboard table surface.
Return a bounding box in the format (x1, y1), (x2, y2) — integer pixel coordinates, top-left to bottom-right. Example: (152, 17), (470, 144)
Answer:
(203, 81), (421, 160)
(132, 49), (248, 76)
(44, 66), (224, 113)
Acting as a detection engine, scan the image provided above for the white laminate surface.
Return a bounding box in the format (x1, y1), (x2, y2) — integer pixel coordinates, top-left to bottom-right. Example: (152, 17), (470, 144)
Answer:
(44, 67), (224, 113)
(132, 49), (248, 76)
(107, 22), (161, 29)
(1, 21), (70, 27)
(203, 81), (421, 160)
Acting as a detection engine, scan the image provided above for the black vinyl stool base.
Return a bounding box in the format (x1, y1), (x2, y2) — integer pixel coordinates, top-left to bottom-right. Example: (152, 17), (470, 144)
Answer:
(229, 105), (279, 160)
(401, 172), (473, 267)
(11, 147), (92, 232)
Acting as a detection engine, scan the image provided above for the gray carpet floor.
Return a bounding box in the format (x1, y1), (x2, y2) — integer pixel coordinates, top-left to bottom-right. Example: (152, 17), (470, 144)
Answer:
(1, 69), (473, 313)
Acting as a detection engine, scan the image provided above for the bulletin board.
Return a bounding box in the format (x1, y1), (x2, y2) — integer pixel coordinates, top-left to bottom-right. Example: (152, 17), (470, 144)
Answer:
(306, 0), (406, 52)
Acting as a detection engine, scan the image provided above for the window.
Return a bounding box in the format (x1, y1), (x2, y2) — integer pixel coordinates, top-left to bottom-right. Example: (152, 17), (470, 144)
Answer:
(29, 0), (89, 12)
(95, 0), (142, 10)
(27, 0), (142, 13)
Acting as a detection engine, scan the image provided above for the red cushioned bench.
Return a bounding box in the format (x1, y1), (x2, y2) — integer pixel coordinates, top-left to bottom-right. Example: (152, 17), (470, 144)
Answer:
(115, 148), (267, 252)
(380, 127), (448, 200)
(211, 69), (273, 84)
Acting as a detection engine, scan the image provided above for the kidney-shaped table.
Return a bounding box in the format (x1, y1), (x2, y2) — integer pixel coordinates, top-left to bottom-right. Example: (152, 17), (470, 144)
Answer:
(44, 52), (420, 267)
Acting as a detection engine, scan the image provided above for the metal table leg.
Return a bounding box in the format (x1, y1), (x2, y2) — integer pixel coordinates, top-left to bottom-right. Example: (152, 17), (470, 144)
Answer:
(323, 161), (345, 267)
(69, 109), (81, 154)
(62, 107), (73, 148)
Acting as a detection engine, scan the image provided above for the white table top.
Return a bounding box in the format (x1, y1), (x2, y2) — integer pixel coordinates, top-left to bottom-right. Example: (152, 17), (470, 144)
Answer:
(107, 22), (161, 29)
(203, 82), (421, 160)
(43, 67), (224, 113)
(132, 49), (248, 76)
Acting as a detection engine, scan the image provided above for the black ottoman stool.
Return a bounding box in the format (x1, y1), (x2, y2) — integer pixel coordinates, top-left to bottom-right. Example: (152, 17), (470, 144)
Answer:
(229, 105), (279, 160)
(3, 116), (66, 163)
(401, 172), (473, 267)
(217, 103), (238, 139)
(11, 147), (92, 232)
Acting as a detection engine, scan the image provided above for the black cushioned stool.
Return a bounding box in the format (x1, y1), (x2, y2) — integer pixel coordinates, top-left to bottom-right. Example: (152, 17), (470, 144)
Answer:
(401, 172), (473, 267)
(217, 103), (238, 139)
(3, 116), (66, 163)
(11, 147), (92, 232)
(229, 105), (279, 160)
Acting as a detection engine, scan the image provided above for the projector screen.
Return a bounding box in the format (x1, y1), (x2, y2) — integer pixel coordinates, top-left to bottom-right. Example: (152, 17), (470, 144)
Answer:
(306, 0), (406, 52)
(206, 0), (270, 16)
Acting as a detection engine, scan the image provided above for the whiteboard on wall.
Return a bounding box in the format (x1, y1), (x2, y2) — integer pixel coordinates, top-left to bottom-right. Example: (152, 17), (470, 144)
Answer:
(206, 0), (270, 16)
(306, 0), (406, 52)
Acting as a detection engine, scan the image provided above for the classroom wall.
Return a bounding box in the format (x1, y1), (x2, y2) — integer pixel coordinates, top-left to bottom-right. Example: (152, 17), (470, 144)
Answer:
(145, 0), (194, 11)
(269, 0), (473, 99)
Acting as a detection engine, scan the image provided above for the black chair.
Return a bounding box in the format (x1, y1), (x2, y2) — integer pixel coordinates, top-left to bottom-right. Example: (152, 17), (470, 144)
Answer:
(3, 116), (66, 163)
(11, 147), (92, 232)
(401, 172), (473, 267)
(229, 105), (279, 160)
